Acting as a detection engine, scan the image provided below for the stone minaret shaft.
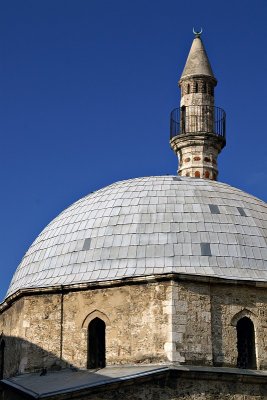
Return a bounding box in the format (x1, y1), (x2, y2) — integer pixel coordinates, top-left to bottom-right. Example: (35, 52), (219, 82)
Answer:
(170, 33), (226, 180)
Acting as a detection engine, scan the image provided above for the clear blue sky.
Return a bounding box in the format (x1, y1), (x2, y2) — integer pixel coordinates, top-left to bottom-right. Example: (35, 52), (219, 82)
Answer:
(0, 0), (266, 300)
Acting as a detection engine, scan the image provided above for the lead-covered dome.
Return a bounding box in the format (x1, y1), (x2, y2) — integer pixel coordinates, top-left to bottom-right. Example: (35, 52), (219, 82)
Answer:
(7, 176), (267, 298)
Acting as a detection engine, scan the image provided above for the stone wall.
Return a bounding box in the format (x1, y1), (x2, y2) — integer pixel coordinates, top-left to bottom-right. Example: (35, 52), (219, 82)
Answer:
(163, 281), (213, 364)
(61, 282), (170, 368)
(209, 283), (267, 369)
(0, 281), (171, 375)
(0, 277), (267, 378)
(168, 280), (267, 370)
(0, 295), (62, 376)
(61, 371), (267, 400)
(82, 380), (267, 400)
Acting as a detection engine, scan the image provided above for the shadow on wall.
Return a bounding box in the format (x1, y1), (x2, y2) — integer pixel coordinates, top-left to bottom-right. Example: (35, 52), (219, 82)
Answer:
(0, 315), (106, 379)
(0, 335), (71, 400)
(0, 335), (69, 379)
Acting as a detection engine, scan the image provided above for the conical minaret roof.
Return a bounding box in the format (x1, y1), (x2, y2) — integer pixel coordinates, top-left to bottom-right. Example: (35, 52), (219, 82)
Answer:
(180, 34), (216, 82)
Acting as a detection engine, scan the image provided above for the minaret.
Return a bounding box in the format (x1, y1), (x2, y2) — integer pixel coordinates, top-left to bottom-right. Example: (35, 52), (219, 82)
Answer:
(170, 31), (226, 180)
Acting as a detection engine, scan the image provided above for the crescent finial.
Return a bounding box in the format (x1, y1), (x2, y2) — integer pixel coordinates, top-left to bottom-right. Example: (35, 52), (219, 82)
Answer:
(193, 27), (203, 37)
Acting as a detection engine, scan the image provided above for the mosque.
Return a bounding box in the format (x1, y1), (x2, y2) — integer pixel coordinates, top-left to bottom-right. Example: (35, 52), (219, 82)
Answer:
(0, 32), (266, 399)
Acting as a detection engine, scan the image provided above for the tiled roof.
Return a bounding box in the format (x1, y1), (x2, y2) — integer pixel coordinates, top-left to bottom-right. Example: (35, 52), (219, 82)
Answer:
(7, 176), (267, 298)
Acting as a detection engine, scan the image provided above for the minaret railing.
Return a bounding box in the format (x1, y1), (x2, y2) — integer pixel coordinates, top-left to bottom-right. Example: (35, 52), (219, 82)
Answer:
(170, 106), (226, 140)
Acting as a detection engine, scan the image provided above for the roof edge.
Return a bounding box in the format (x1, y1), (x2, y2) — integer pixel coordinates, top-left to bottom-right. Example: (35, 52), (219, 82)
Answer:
(2, 272), (267, 313)
(1, 365), (267, 399)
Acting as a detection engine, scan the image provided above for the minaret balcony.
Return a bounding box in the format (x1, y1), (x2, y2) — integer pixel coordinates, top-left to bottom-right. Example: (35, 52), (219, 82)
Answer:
(170, 105), (226, 140)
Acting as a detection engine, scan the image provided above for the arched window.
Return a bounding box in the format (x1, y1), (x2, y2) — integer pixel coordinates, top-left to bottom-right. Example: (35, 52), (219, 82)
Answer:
(88, 318), (106, 369)
(203, 82), (207, 93)
(187, 84), (190, 94)
(236, 317), (256, 369)
(195, 171), (200, 178)
(195, 82), (198, 93)
(0, 339), (5, 379)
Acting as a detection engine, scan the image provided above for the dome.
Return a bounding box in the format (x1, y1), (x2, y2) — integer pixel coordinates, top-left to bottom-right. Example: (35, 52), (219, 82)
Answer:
(7, 176), (267, 298)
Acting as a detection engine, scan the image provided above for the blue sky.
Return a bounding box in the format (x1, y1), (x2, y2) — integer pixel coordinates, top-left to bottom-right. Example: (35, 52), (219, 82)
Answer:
(0, 0), (266, 300)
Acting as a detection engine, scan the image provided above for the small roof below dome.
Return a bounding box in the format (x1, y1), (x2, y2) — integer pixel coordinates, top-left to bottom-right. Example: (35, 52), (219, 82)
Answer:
(180, 36), (216, 81)
(5, 365), (267, 398)
(6, 176), (267, 299)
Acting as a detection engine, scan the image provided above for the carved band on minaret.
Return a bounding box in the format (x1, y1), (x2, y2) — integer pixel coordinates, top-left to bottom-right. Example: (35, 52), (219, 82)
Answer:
(170, 33), (226, 180)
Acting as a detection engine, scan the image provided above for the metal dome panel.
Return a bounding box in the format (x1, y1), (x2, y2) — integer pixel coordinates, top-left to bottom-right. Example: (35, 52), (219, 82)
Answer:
(7, 176), (267, 298)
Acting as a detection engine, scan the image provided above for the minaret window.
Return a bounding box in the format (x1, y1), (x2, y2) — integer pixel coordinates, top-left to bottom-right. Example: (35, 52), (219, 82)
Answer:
(181, 106), (186, 133)
(236, 317), (256, 369)
(195, 82), (198, 93)
(88, 318), (106, 369)
(203, 82), (207, 93)
(187, 84), (190, 94)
